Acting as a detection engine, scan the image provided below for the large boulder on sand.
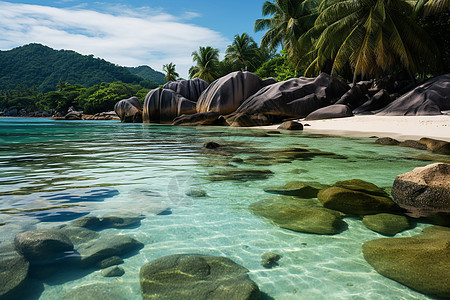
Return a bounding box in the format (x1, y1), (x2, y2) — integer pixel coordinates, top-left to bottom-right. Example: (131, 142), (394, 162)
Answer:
(196, 71), (276, 115)
(375, 73), (450, 115)
(362, 226), (450, 298)
(163, 78), (209, 102)
(143, 88), (197, 123)
(304, 104), (353, 120)
(353, 89), (392, 115)
(225, 73), (350, 127)
(114, 96), (143, 123)
(172, 111), (221, 126)
(140, 254), (260, 300)
(391, 163), (450, 218)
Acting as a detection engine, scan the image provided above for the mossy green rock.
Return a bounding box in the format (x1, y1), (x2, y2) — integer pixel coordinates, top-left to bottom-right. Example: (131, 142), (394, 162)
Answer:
(140, 254), (260, 300)
(333, 179), (389, 197)
(318, 186), (398, 215)
(362, 213), (410, 236)
(362, 226), (450, 298)
(61, 283), (128, 300)
(0, 250), (29, 299)
(207, 169), (273, 182)
(249, 198), (345, 235)
(264, 181), (329, 198)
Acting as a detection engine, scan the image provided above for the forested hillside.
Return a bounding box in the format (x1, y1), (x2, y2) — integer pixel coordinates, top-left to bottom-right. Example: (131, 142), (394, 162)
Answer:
(127, 66), (165, 85)
(0, 43), (163, 92)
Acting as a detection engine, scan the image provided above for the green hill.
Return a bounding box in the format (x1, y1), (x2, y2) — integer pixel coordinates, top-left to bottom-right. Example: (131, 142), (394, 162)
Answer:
(0, 43), (163, 92)
(127, 65), (165, 85)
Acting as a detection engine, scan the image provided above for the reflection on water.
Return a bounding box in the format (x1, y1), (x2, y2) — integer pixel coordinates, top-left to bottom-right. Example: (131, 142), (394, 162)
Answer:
(0, 118), (439, 299)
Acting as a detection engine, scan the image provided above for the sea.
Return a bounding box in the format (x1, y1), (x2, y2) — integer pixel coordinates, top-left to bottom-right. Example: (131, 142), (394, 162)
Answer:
(0, 117), (442, 299)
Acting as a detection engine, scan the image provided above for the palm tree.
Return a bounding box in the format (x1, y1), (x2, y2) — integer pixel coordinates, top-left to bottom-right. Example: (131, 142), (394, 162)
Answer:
(254, 0), (318, 66)
(301, 0), (441, 83)
(162, 63), (179, 82)
(225, 33), (261, 72)
(189, 46), (220, 83)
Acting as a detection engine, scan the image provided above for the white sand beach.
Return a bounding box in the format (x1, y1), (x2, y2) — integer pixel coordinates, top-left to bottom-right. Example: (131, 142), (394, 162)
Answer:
(257, 115), (450, 141)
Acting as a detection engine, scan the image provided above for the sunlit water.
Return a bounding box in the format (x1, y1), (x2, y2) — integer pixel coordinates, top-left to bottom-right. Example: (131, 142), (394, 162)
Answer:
(0, 117), (443, 299)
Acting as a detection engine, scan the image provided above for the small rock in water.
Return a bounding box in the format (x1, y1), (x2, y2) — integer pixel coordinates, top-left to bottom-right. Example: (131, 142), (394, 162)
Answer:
(375, 137), (400, 145)
(185, 189), (208, 197)
(261, 252), (281, 268)
(203, 141), (221, 149)
(102, 266), (125, 277)
(99, 256), (124, 269)
(267, 130), (281, 134)
(362, 213), (410, 236)
(278, 121), (303, 130)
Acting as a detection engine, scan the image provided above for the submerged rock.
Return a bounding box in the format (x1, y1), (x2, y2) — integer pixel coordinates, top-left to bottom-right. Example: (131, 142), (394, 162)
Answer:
(249, 197), (345, 235)
(0, 250), (29, 299)
(61, 283), (129, 300)
(70, 215), (143, 230)
(203, 141), (221, 149)
(362, 213), (410, 236)
(362, 226), (450, 298)
(419, 137), (450, 155)
(207, 169), (273, 182)
(114, 96), (143, 123)
(77, 235), (144, 267)
(261, 252), (281, 268)
(140, 254), (260, 300)
(318, 185), (398, 215)
(14, 229), (74, 261)
(391, 163), (450, 218)
(332, 179), (390, 197)
(58, 226), (100, 245)
(101, 265), (125, 277)
(264, 181), (328, 198)
(98, 256), (123, 269)
(375, 137), (400, 145)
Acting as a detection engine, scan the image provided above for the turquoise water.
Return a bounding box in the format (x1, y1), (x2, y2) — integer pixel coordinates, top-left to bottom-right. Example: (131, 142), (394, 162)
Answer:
(0, 117), (441, 299)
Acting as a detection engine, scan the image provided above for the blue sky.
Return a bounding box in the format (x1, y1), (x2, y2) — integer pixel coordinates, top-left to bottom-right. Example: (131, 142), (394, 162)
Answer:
(0, 0), (267, 77)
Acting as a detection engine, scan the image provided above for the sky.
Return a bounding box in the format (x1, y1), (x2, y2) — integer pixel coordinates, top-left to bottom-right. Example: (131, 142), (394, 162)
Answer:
(0, 0), (267, 77)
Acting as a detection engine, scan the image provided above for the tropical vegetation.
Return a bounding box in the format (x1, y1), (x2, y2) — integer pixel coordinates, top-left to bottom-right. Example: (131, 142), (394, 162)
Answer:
(162, 63), (180, 82)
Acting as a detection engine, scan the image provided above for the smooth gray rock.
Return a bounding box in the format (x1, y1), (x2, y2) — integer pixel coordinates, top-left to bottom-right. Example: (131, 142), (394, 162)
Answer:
(114, 96), (142, 123)
(277, 121), (303, 130)
(140, 254), (260, 300)
(172, 111), (221, 126)
(196, 71), (275, 115)
(353, 89), (392, 114)
(304, 104), (353, 120)
(362, 213), (410, 235)
(101, 266), (125, 277)
(225, 73), (349, 127)
(143, 88), (197, 123)
(391, 163), (450, 218)
(0, 250), (29, 299)
(14, 229), (73, 261)
(335, 84), (368, 109)
(375, 74), (450, 115)
(77, 235), (144, 266)
(163, 78), (209, 102)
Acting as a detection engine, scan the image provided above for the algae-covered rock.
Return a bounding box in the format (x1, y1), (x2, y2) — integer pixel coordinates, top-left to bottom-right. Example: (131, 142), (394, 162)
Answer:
(70, 215), (143, 230)
(261, 252), (281, 268)
(249, 197), (345, 235)
(77, 235), (144, 266)
(101, 266), (125, 277)
(318, 186), (398, 215)
(58, 226), (100, 245)
(264, 181), (328, 198)
(362, 213), (410, 236)
(362, 226), (450, 298)
(140, 254), (260, 300)
(207, 169), (273, 182)
(333, 179), (390, 197)
(61, 283), (128, 300)
(0, 250), (29, 299)
(14, 229), (73, 261)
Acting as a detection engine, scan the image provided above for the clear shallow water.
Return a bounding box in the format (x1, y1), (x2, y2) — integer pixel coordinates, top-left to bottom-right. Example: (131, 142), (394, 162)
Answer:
(0, 117), (442, 299)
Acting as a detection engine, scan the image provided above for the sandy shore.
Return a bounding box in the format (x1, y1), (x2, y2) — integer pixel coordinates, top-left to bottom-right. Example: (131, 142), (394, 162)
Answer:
(256, 115), (450, 142)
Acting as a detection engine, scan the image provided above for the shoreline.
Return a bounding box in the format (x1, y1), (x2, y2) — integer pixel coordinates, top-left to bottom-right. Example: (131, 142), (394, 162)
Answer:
(254, 115), (450, 142)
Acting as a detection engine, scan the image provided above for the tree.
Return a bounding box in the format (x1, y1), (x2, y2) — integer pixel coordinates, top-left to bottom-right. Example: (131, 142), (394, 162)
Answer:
(189, 46), (220, 83)
(225, 33), (261, 72)
(254, 0), (318, 67)
(301, 0), (442, 82)
(162, 63), (179, 82)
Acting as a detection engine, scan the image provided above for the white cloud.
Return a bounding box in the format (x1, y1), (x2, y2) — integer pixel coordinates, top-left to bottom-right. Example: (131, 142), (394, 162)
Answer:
(0, 1), (229, 77)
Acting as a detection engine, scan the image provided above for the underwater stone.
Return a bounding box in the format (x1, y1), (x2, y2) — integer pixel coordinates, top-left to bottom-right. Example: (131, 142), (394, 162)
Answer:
(362, 226), (450, 298)
(0, 250), (29, 299)
(264, 181), (328, 198)
(261, 252), (281, 268)
(99, 256), (123, 269)
(318, 186), (398, 215)
(140, 254), (260, 300)
(58, 226), (100, 245)
(249, 198), (345, 235)
(77, 235), (144, 267)
(203, 141), (221, 149)
(101, 265), (125, 277)
(70, 215), (143, 230)
(14, 229), (73, 261)
(61, 283), (128, 300)
(332, 179), (390, 197)
(362, 213), (410, 236)
(207, 169), (273, 182)
(375, 137), (400, 145)
(185, 189), (208, 197)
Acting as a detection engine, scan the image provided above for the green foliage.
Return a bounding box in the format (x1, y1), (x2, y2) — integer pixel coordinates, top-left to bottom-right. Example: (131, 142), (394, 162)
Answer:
(0, 43), (161, 92)
(189, 46), (221, 83)
(126, 66), (164, 85)
(162, 63), (180, 82)
(255, 51), (298, 81)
